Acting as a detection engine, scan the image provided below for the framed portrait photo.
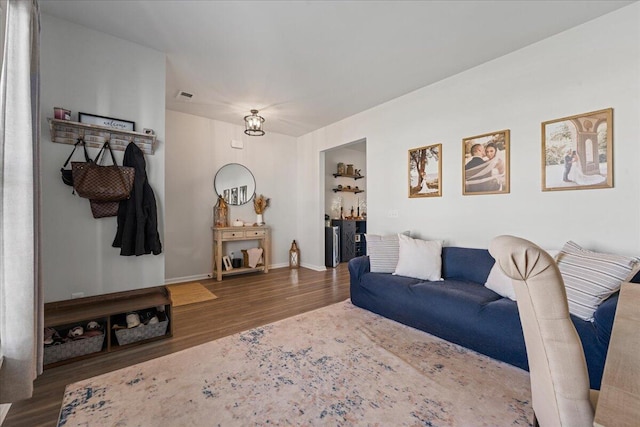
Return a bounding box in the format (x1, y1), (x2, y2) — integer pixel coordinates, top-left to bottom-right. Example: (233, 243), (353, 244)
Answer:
(542, 108), (613, 191)
(408, 144), (442, 198)
(462, 130), (510, 196)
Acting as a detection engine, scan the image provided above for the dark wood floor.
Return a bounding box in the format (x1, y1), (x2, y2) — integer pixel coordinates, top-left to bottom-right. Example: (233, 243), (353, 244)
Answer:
(5, 264), (351, 427)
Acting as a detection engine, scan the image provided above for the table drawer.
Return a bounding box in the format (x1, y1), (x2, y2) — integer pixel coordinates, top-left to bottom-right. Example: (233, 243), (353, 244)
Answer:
(222, 230), (245, 239)
(245, 229), (266, 237)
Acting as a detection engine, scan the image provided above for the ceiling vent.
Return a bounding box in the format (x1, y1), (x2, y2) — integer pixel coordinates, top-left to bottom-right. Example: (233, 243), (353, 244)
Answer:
(175, 90), (194, 101)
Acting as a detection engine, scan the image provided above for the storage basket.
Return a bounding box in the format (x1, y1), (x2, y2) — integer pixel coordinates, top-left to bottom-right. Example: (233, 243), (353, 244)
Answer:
(115, 316), (169, 346)
(44, 333), (105, 365)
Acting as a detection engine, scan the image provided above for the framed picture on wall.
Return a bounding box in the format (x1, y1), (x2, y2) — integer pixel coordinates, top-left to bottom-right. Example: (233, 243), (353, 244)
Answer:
(462, 130), (510, 195)
(542, 108), (613, 191)
(408, 144), (441, 198)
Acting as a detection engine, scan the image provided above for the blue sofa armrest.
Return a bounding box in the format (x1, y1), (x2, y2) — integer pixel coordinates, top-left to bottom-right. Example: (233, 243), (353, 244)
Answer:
(348, 255), (370, 280)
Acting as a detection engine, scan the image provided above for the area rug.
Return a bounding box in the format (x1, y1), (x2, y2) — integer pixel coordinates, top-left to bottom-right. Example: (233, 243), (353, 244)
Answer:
(58, 300), (532, 426)
(166, 282), (217, 307)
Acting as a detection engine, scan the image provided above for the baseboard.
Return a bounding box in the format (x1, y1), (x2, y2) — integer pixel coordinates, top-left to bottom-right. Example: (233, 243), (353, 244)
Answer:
(164, 263), (330, 284)
(0, 403), (10, 426)
(301, 263), (327, 272)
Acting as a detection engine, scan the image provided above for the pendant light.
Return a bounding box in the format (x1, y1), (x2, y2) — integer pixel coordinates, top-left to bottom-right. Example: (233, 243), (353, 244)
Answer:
(244, 109), (265, 136)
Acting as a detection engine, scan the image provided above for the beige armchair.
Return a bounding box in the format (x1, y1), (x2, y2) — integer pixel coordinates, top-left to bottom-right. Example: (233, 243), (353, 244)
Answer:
(489, 235), (598, 427)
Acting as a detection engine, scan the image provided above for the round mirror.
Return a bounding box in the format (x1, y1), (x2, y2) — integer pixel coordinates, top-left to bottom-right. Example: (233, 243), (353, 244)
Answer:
(214, 163), (256, 206)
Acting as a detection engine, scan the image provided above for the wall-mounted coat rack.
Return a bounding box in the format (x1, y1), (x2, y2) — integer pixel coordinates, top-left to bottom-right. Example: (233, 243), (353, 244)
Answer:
(48, 118), (157, 154)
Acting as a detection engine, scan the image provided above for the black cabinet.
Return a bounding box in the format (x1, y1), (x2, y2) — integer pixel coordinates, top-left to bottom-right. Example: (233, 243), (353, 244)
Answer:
(331, 220), (366, 263)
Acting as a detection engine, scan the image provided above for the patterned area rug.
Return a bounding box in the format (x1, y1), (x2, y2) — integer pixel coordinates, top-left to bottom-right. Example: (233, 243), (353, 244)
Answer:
(58, 301), (532, 426)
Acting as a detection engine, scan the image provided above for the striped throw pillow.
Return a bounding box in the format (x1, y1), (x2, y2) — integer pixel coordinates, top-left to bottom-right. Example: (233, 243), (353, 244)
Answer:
(365, 232), (410, 273)
(556, 241), (640, 321)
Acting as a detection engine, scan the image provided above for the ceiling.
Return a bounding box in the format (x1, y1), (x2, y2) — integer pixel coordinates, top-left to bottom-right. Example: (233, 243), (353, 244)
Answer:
(40, 1), (634, 137)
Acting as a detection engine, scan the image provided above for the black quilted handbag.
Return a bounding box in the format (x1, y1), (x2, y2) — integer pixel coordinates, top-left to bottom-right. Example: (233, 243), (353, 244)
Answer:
(60, 138), (92, 186)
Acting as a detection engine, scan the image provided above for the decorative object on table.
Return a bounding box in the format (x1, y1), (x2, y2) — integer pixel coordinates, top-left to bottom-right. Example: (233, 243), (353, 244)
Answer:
(54, 106), (71, 120)
(214, 195), (229, 228)
(142, 128), (155, 135)
(346, 164), (354, 175)
(72, 140), (135, 203)
(542, 108), (612, 192)
(232, 258), (242, 268)
(61, 138), (92, 187)
(241, 248), (264, 268)
(244, 109), (265, 136)
(354, 169), (361, 177)
(112, 142), (162, 256)
(409, 144), (442, 198)
(233, 219), (244, 227)
(463, 130), (510, 196)
(222, 255), (233, 271)
(79, 112), (135, 131)
(253, 194), (270, 225)
(337, 162), (345, 174)
(289, 240), (300, 269)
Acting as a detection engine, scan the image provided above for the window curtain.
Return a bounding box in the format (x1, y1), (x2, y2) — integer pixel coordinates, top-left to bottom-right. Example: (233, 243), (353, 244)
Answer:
(0, 0), (42, 403)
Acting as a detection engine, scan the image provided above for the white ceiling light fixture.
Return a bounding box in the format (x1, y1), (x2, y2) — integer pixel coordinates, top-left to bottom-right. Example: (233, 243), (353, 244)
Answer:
(244, 110), (265, 136)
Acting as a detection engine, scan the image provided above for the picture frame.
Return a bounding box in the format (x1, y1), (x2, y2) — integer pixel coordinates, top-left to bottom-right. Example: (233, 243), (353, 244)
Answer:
(222, 255), (233, 271)
(408, 144), (441, 198)
(462, 130), (510, 196)
(541, 108), (613, 191)
(78, 112), (135, 131)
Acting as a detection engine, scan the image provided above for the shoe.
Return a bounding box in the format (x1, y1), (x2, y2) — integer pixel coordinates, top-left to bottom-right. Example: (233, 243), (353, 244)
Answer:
(126, 313), (141, 328)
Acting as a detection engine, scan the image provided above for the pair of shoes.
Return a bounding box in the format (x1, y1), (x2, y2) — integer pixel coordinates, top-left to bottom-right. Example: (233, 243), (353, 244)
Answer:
(126, 313), (141, 328)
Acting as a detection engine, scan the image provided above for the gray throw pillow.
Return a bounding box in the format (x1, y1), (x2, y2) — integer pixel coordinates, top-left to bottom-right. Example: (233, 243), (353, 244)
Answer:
(365, 231), (410, 273)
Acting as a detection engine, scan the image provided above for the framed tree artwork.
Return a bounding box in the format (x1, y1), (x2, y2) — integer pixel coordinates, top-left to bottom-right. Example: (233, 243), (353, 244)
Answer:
(462, 130), (510, 196)
(409, 144), (441, 198)
(542, 108), (613, 191)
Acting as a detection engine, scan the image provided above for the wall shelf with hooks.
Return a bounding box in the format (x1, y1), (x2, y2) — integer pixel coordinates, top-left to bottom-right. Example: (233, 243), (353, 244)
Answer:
(48, 118), (157, 154)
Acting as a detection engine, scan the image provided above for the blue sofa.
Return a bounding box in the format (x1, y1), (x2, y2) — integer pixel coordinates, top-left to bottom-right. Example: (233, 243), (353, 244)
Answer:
(349, 246), (631, 389)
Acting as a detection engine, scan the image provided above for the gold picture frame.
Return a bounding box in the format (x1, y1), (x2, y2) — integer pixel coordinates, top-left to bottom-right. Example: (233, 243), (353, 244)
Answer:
(462, 130), (510, 195)
(408, 144), (441, 198)
(542, 108), (613, 191)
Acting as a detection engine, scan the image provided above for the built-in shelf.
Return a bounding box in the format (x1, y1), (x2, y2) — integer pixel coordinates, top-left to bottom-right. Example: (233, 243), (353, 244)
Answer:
(48, 118), (157, 154)
(333, 188), (364, 193)
(333, 173), (365, 180)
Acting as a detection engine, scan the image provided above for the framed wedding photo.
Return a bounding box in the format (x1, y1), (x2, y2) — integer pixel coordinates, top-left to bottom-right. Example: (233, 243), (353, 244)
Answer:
(462, 130), (510, 196)
(408, 144), (441, 198)
(542, 108), (613, 192)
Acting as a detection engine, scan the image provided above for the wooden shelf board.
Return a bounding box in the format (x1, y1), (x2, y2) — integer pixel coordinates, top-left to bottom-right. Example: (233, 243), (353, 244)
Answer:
(220, 266), (265, 276)
(45, 291), (170, 327)
(332, 188), (364, 193)
(332, 173), (365, 180)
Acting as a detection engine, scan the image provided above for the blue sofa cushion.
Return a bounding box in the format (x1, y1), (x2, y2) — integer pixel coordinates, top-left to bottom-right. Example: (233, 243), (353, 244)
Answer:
(442, 247), (494, 284)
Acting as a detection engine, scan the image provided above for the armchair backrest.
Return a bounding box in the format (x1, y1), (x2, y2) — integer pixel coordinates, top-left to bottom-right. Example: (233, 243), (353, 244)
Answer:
(489, 235), (594, 427)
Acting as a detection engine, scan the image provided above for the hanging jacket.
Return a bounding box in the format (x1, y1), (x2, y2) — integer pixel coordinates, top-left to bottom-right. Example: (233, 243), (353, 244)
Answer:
(112, 142), (162, 256)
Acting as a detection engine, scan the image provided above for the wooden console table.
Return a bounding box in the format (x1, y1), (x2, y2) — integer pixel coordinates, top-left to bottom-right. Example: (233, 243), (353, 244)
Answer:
(212, 225), (270, 281)
(593, 282), (640, 426)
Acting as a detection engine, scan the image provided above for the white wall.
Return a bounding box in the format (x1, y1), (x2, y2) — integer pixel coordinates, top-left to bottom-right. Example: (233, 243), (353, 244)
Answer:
(324, 147), (366, 219)
(297, 3), (640, 268)
(40, 15), (166, 302)
(164, 110), (298, 282)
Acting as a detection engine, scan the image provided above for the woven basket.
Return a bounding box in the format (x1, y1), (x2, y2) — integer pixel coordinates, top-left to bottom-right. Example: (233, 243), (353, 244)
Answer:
(115, 317), (169, 346)
(44, 333), (105, 365)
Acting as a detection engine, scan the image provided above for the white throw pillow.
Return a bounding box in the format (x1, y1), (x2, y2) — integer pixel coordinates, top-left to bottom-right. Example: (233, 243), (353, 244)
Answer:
(485, 262), (516, 301)
(557, 241), (640, 321)
(393, 234), (443, 281)
(365, 231), (410, 273)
